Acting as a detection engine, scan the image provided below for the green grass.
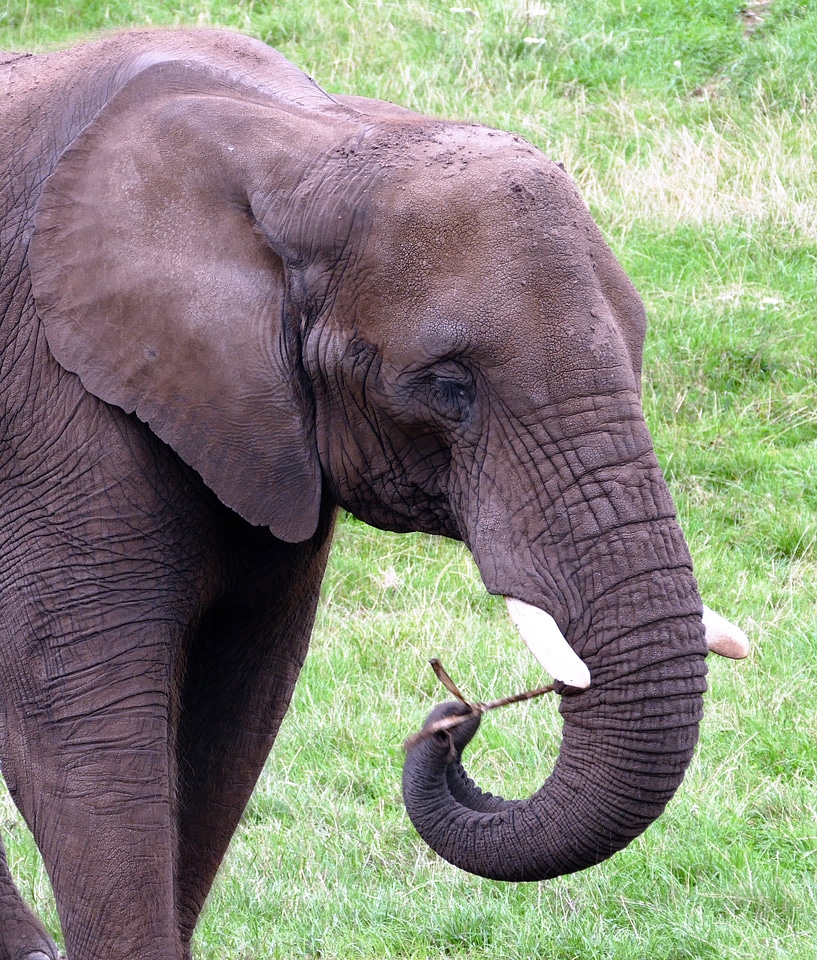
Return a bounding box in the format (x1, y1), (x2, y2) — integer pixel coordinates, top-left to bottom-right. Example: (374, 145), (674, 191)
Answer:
(2, 2), (816, 958)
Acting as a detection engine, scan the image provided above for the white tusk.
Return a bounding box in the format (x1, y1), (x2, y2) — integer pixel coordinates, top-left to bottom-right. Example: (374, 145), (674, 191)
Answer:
(702, 605), (750, 659)
(505, 597), (591, 689)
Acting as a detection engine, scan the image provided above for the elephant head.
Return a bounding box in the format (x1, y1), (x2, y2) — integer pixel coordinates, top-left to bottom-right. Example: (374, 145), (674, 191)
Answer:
(27, 42), (747, 883)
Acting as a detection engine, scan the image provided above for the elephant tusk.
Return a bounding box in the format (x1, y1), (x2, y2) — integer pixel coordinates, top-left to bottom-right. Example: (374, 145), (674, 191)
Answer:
(702, 605), (750, 659)
(505, 597), (591, 689)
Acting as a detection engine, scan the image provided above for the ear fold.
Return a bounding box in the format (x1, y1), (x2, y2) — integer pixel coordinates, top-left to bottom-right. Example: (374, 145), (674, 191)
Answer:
(29, 61), (322, 542)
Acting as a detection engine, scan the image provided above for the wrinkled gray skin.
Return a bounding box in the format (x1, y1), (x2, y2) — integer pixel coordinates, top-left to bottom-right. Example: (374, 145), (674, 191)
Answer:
(0, 30), (708, 960)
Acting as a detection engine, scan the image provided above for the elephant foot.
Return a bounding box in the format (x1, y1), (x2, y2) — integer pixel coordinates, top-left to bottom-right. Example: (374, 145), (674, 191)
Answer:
(3, 932), (61, 960)
(10, 941), (63, 960)
(0, 837), (62, 960)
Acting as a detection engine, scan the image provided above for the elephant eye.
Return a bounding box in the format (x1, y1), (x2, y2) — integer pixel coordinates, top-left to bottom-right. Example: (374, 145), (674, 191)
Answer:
(424, 366), (475, 423)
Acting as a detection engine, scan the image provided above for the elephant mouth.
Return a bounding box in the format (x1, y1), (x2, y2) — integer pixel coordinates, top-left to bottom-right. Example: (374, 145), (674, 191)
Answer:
(504, 595), (748, 689)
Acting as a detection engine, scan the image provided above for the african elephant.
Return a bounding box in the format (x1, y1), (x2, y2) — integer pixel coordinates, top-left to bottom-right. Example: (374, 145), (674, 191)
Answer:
(0, 28), (747, 960)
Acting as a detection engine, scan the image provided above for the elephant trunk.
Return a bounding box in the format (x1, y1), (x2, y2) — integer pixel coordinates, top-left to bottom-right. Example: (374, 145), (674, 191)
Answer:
(402, 560), (708, 881)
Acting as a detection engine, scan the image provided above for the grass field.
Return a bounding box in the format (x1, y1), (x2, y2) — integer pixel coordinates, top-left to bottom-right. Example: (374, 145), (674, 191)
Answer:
(2, 2), (816, 958)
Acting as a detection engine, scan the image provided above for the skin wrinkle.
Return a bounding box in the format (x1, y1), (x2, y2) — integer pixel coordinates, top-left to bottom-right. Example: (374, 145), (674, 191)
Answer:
(0, 285), (39, 394)
(260, 131), (380, 301)
(463, 384), (659, 620)
(448, 427), (491, 549)
(562, 476), (674, 549)
(466, 418), (556, 609)
(584, 633), (705, 688)
(581, 523), (693, 598)
(0, 255), (31, 321)
(583, 526), (690, 604)
(315, 327), (463, 532)
(1, 440), (208, 590)
(560, 459), (659, 547)
(333, 355), (389, 506)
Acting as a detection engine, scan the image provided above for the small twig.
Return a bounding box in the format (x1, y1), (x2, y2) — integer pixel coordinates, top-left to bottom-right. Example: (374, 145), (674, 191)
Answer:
(429, 658), (469, 703)
(479, 683), (556, 711)
(403, 660), (556, 751)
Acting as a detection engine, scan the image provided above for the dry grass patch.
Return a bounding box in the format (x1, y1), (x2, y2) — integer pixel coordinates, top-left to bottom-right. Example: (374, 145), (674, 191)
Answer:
(569, 106), (817, 238)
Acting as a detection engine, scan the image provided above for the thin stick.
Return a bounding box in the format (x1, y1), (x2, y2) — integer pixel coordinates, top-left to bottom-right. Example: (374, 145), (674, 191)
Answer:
(403, 661), (556, 751)
(479, 683), (555, 711)
(429, 658), (469, 704)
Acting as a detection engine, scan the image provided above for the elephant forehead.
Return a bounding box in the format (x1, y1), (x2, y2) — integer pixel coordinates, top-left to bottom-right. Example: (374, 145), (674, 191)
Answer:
(334, 130), (646, 390)
(366, 154), (606, 293)
(360, 203), (615, 361)
(372, 162), (590, 263)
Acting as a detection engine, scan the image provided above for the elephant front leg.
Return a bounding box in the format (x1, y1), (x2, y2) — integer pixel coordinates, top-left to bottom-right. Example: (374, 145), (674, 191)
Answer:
(172, 518), (334, 952)
(0, 837), (61, 960)
(173, 638), (303, 953)
(0, 616), (187, 960)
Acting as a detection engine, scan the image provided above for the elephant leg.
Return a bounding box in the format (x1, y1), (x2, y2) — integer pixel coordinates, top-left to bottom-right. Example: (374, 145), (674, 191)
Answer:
(0, 600), (188, 960)
(172, 508), (335, 951)
(173, 615), (306, 953)
(0, 836), (60, 960)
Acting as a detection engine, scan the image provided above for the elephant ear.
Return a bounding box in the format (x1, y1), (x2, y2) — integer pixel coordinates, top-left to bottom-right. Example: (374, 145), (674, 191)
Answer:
(29, 60), (322, 542)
